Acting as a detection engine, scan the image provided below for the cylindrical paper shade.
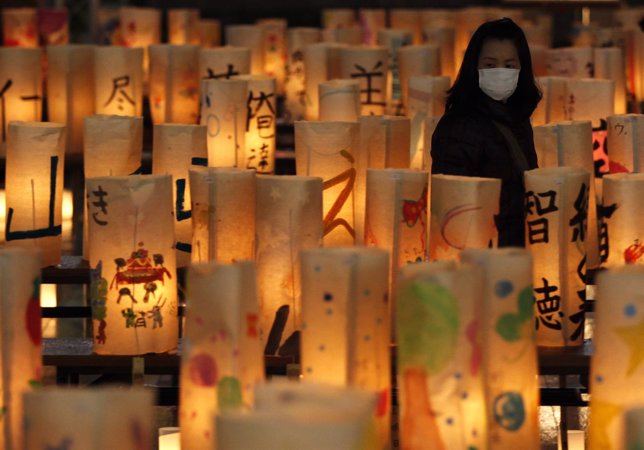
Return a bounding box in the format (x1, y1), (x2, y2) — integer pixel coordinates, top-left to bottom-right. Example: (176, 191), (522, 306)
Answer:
(322, 27), (363, 45)
(460, 248), (539, 450)
(200, 78), (247, 168)
(602, 173), (644, 266)
(295, 121), (358, 247)
(304, 42), (345, 120)
(418, 115), (441, 171)
(236, 74), (277, 174)
(318, 79), (361, 122)
(378, 30), (413, 114)
(199, 46), (251, 81)
(258, 19), (287, 94)
(5, 122), (65, 267)
(423, 26), (456, 80)
(256, 176), (323, 352)
(429, 174), (501, 261)
(84, 115), (143, 178)
(534, 76), (567, 124)
(0, 48), (43, 145)
(86, 175), (178, 355)
(94, 46), (143, 116)
(358, 9), (385, 46)
(300, 247), (390, 447)
(168, 9), (200, 45)
(2, 8), (37, 47)
(397, 262), (487, 450)
(0, 249), (41, 450)
(546, 47), (594, 78)
(590, 266), (644, 450)
(607, 114), (644, 173)
(339, 46), (389, 116)
(149, 44), (200, 125)
(525, 167), (590, 347)
(563, 79), (615, 127)
(322, 9), (356, 29)
(47, 45), (96, 154)
(118, 7), (160, 78)
(189, 168), (255, 264)
(23, 387), (154, 450)
(420, 9), (454, 29)
(38, 8), (69, 46)
(181, 261), (264, 450)
(390, 9), (423, 45)
(199, 19), (221, 47)
(594, 47), (626, 115)
(625, 407), (644, 450)
(397, 45), (441, 113)
(152, 124), (207, 267)
(226, 25), (265, 75)
(284, 27), (321, 123)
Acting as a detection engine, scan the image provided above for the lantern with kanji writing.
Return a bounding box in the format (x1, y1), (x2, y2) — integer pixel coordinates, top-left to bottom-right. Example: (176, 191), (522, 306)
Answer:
(149, 44), (200, 125)
(168, 8), (200, 45)
(304, 42), (346, 120)
(339, 46), (389, 116)
(397, 261), (487, 450)
(86, 175), (178, 355)
(226, 25), (265, 75)
(0, 248), (41, 450)
(152, 124), (207, 267)
(199, 19), (221, 47)
(47, 45), (96, 154)
(589, 266), (644, 449)
(2, 8), (37, 47)
(180, 261), (264, 450)
(23, 387), (154, 450)
(199, 46), (251, 81)
(189, 168), (255, 264)
(256, 175), (323, 353)
(300, 247), (390, 448)
(94, 46), (143, 117)
(295, 121), (358, 247)
(284, 27), (321, 123)
(200, 78), (247, 168)
(525, 167), (590, 347)
(607, 114), (644, 173)
(429, 175), (501, 261)
(318, 79), (361, 122)
(460, 248), (540, 450)
(5, 122), (65, 267)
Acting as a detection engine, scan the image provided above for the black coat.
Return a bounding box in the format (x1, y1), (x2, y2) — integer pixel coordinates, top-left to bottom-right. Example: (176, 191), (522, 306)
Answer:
(430, 98), (538, 247)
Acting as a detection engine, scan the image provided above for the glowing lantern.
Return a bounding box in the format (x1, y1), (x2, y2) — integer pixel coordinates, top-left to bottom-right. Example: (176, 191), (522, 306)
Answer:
(38, 8), (69, 46)
(304, 42), (346, 120)
(377, 29), (413, 114)
(318, 79), (361, 122)
(284, 27), (321, 123)
(168, 8), (200, 45)
(423, 26), (456, 80)
(2, 8), (37, 47)
(321, 9), (357, 29)
(226, 25), (265, 75)
(358, 9), (386, 46)
(322, 27), (363, 45)
(546, 47), (594, 78)
(339, 46), (389, 116)
(390, 8), (423, 44)
(594, 47), (627, 115)
(199, 19), (221, 47)
(180, 261), (264, 450)
(606, 114), (644, 173)
(397, 45), (441, 113)
(118, 6), (161, 77)
(199, 46), (251, 81)
(84, 115), (142, 178)
(94, 46), (143, 117)
(257, 18), (287, 94)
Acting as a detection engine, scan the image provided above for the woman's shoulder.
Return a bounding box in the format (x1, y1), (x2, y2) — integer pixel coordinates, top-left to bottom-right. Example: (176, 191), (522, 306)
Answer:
(434, 108), (488, 141)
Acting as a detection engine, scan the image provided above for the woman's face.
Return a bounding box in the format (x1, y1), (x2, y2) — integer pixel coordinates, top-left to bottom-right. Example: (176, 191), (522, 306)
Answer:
(477, 38), (520, 70)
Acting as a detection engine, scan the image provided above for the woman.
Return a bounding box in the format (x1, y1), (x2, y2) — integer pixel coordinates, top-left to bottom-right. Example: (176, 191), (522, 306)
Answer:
(431, 18), (541, 247)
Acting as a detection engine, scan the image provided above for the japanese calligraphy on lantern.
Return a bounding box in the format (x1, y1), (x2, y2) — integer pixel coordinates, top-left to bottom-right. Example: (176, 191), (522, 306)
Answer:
(339, 46), (389, 116)
(284, 28), (321, 123)
(94, 47), (143, 117)
(607, 114), (644, 173)
(199, 46), (251, 81)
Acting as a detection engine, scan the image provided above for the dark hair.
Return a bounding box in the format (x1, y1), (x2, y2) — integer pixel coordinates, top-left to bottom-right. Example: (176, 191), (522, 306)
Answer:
(446, 18), (542, 119)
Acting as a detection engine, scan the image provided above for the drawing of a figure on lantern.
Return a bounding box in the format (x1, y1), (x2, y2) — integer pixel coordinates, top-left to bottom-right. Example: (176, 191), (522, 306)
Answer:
(104, 75), (135, 112)
(350, 61), (385, 108)
(401, 185), (428, 261)
(0, 78), (41, 142)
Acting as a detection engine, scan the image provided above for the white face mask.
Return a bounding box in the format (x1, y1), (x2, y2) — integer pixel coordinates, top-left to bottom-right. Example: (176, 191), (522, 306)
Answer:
(478, 68), (520, 101)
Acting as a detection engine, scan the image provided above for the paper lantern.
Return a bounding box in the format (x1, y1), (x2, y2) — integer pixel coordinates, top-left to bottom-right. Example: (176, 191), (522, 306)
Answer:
(419, 8), (454, 29)
(397, 261), (487, 450)
(180, 261), (264, 450)
(589, 266), (644, 449)
(418, 115), (441, 171)
(460, 248), (540, 450)
(300, 247), (390, 447)
(594, 47), (627, 115)
(218, 382), (377, 450)
(606, 114), (644, 173)
(46, 45), (96, 154)
(149, 44), (200, 125)
(429, 174), (501, 261)
(339, 46), (389, 116)
(0, 249), (41, 450)
(602, 173), (644, 266)
(152, 124), (207, 267)
(94, 46), (143, 117)
(358, 9), (385, 46)
(159, 427), (180, 450)
(23, 387), (154, 450)
(524, 167), (590, 347)
(86, 175), (178, 355)
(168, 8), (200, 45)
(226, 25), (265, 75)
(284, 27), (321, 123)
(189, 167), (255, 264)
(304, 42), (346, 120)
(0, 48), (43, 146)
(257, 18), (287, 94)
(118, 6), (160, 77)
(295, 121), (358, 247)
(256, 175), (323, 352)
(38, 8), (69, 46)
(390, 8), (423, 44)
(2, 8), (37, 47)
(5, 122), (65, 267)
(322, 27), (363, 45)
(322, 8), (357, 29)
(199, 19), (221, 47)
(318, 79), (361, 122)
(377, 29), (413, 114)
(546, 47), (594, 78)
(625, 407), (644, 450)
(236, 74), (277, 174)
(199, 46), (251, 81)
(84, 115), (143, 178)
(200, 78), (247, 168)
(397, 45), (441, 113)
(423, 26), (456, 80)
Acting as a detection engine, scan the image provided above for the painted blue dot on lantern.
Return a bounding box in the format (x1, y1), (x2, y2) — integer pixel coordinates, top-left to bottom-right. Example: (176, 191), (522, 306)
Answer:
(625, 304), (637, 317)
(323, 292), (333, 302)
(595, 374), (604, 383)
(495, 280), (514, 298)
(492, 391), (525, 432)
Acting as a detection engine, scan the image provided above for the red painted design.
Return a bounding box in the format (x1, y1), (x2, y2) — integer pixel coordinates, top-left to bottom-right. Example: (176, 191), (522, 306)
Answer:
(246, 313), (258, 338)
(189, 353), (218, 387)
(466, 319), (482, 376)
(376, 388), (389, 417)
(625, 239), (644, 264)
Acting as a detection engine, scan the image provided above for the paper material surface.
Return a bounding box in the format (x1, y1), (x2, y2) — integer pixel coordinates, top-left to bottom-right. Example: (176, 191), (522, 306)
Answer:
(2, 8), (37, 47)
(168, 8), (200, 45)
(339, 46), (389, 116)
(319, 79), (361, 122)
(226, 25), (265, 75)
(607, 114), (644, 173)
(199, 46), (251, 81)
(398, 45), (441, 114)
(284, 28), (321, 123)
(304, 42), (346, 121)
(94, 46), (143, 116)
